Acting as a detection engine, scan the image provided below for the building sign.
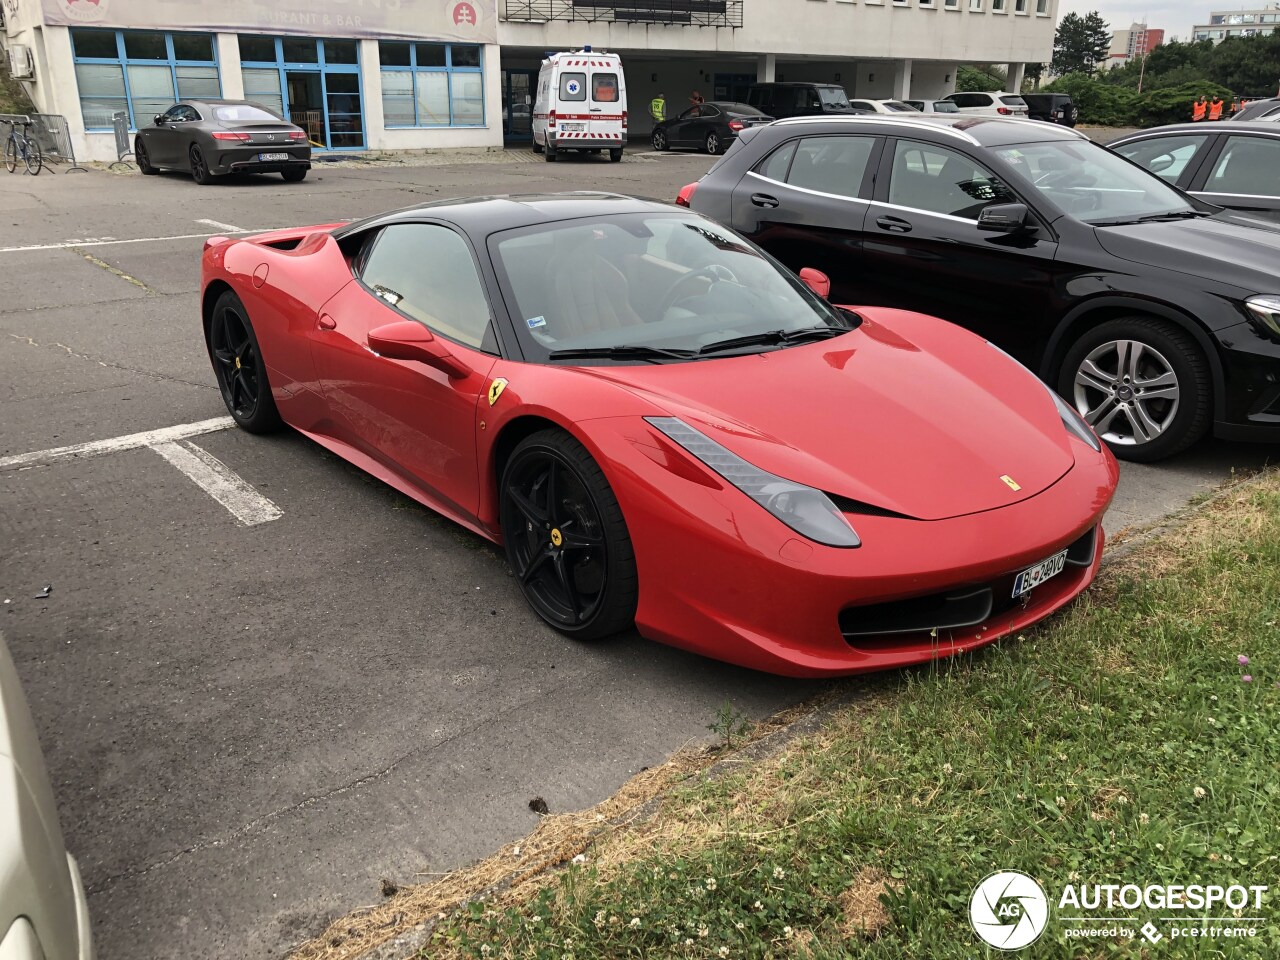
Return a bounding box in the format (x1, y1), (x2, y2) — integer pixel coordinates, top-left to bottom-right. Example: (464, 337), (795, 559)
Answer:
(41, 0), (498, 42)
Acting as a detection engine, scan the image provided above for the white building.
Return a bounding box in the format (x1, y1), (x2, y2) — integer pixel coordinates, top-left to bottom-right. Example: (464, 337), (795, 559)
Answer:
(1, 0), (1056, 162)
(1192, 4), (1280, 41)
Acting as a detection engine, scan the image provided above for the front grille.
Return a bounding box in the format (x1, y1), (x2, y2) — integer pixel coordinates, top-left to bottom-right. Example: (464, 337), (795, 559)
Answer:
(839, 526), (1097, 644)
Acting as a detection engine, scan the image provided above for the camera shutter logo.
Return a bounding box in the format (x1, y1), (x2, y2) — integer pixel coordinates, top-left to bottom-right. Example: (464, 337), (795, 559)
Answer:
(969, 871), (1049, 950)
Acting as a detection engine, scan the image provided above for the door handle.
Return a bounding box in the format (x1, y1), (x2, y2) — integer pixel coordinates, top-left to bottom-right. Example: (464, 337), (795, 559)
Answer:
(751, 193), (779, 209)
(318, 314), (337, 330)
(876, 216), (912, 233)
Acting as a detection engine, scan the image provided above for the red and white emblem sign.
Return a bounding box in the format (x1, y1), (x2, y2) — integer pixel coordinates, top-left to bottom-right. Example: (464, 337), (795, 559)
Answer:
(452, 2), (477, 27)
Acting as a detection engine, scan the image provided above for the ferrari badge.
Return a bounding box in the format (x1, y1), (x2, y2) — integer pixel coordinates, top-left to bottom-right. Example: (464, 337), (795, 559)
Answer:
(1000, 475), (1021, 491)
(488, 377), (509, 406)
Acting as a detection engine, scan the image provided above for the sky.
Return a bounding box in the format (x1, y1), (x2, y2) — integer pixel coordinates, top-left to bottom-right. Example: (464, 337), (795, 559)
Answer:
(1058, 0), (1221, 44)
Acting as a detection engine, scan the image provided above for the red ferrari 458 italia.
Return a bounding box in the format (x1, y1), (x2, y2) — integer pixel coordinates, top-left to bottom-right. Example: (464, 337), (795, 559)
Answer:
(200, 193), (1118, 677)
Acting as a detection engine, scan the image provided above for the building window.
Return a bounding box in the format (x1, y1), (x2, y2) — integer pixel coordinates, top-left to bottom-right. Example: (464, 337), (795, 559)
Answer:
(1036, 0), (1048, 12)
(71, 29), (219, 130)
(920, 0), (935, 8)
(1015, 0), (1027, 11)
(992, 0), (1006, 11)
(970, 0), (984, 11)
(946, 0), (960, 8)
(238, 37), (365, 149)
(379, 42), (485, 127)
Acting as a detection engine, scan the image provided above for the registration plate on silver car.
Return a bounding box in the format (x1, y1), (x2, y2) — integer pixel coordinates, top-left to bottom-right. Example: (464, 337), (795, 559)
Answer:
(258, 152), (289, 161)
(1012, 549), (1067, 598)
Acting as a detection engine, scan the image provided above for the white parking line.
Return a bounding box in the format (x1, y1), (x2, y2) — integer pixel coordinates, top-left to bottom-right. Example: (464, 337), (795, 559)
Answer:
(195, 218), (246, 233)
(0, 417), (234, 471)
(0, 232), (253, 254)
(151, 440), (282, 526)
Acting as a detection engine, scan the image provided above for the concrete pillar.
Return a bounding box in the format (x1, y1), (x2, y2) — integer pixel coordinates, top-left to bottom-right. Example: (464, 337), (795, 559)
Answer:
(216, 34), (244, 99)
(893, 59), (912, 100)
(1006, 62), (1025, 93)
(757, 53), (776, 83)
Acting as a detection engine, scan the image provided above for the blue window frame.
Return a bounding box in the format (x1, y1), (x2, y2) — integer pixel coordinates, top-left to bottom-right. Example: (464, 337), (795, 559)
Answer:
(379, 42), (485, 128)
(238, 36), (365, 150)
(71, 29), (220, 131)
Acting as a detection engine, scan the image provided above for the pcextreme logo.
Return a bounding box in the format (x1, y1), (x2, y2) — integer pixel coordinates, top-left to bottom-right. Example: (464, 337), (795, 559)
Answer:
(969, 870), (1270, 949)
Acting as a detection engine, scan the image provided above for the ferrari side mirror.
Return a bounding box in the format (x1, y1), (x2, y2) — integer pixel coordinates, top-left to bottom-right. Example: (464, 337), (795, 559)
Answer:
(798, 267), (831, 300)
(368, 320), (470, 379)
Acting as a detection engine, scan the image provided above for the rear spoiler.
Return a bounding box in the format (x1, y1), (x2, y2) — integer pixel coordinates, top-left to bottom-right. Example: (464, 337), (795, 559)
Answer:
(202, 223), (346, 254)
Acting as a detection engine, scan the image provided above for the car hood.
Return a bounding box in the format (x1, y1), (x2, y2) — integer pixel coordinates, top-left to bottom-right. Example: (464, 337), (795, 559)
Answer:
(1093, 215), (1280, 291)
(578, 313), (1076, 521)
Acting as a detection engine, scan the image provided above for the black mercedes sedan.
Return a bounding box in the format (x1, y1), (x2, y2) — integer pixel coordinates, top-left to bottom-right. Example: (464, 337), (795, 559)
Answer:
(683, 114), (1280, 462)
(651, 102), (772, 155)
(135, 99), (312, 185)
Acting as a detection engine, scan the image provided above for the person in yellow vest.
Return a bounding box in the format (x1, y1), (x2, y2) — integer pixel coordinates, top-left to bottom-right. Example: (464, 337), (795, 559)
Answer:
(1209, 95), (1224, 121)
(649, 91), (666, 125)
(1192, 95), (1208, 121)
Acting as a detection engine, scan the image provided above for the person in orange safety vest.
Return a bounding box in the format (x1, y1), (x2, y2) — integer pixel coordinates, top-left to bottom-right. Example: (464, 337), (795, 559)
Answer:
(1209, 96), (1224, 121)
(1192, 96), (1208, 121)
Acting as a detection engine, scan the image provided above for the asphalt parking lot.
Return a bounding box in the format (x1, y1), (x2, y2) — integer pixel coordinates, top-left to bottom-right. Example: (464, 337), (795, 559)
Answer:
(0, 146), (1275, 960)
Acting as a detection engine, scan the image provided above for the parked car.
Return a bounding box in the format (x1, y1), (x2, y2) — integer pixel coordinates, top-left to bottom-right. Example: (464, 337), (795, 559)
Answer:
(1, 633), (93, 960)
(201, 193), (1117, 676)
(1231, 97), (1280, 122)
(944, 92), (1031, 117)
(746, 82), (868, 119)
(1022, 93), (1078, 127)
(135, 99), (311, 185)
(847, 99), (921, 114)
(1110, 122), (1280, 224)
(905, 99), (961, 114)
(651, 101), (772, 155)
(683, 114), (1280, 462)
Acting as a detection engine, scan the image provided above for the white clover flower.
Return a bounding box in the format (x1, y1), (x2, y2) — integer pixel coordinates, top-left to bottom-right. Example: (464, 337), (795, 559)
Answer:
(783, 925), (795, 939)
(698, 925), (709, 938)
(1140, 813), (1150, 824)
(1210, 695), (1218, 702)
(685, 939), (695, 947)
(942, 763), (953, 775)
(572, 853), (587, 864)
(630, 917), (641, 929)
(1208, 717), (1218, 726)
(1056, 796), (1067, 807)
(773, 866), (786, 880)
(1058, 754), (1068, 762)
(752, 900), (764, 911)
(531, 915), (542, 924)
(480, 947), (491, 957)
(705, 877), (718, 891)
(735, 921), (745, 930)
(718, 948), (731, 958)
(1194, 786), (1207, 799)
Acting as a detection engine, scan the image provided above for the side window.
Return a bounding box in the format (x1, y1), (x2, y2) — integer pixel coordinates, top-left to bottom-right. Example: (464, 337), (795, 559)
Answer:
(755, 140), (797, 181)
(558, 72), (586, 102)
(592, 73), (619, 102)
(888, 140), (1014, 219)
(1113, 135), (1209, 184)
(163, 105), (186, 121)
(700, 104), (721, 118)
(1204, 136), (1280, 195)
(785, 135), (875, 199)
(360, 223), (494, 352)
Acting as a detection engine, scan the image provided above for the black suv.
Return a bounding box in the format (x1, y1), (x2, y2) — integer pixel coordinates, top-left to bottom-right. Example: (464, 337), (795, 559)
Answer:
(1022, 93), (1078, 127)
(684, 115), (1280, 461)
(746, 83), (867, 119)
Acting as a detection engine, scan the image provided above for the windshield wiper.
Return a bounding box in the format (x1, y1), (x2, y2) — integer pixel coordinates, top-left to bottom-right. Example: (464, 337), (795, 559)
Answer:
(696, 326), (849, 356)
(1092, 210), (1211, 227)
(547, 344), (698, 363)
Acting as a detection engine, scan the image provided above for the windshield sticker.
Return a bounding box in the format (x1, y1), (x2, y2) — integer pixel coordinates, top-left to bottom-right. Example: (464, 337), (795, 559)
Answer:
(526, 316), (547, 329)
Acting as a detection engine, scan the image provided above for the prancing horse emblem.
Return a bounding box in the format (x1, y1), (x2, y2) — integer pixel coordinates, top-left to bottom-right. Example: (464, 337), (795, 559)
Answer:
(1001, 475), (1021, 491)
(488, 378), (509, 406)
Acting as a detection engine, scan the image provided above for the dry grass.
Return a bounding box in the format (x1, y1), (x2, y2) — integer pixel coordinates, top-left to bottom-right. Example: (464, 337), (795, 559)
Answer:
(835, 867), (900, 940)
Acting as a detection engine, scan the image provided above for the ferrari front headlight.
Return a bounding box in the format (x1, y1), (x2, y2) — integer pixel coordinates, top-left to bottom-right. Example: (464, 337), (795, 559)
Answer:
(645, 417), (861, 548)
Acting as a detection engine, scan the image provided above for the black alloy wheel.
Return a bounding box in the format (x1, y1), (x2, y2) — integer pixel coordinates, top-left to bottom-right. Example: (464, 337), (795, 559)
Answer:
(705, 132), (721, 155)
(136, 138), (158, 174)
(652, 129), (668, 151)
(190, 144), (214, 185)
(500, 430), (637, 640)
(208, 290), (283, 433)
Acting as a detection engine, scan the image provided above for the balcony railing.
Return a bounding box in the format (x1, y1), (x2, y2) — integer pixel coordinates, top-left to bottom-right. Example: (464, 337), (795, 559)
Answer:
(502, 0), (744, 27)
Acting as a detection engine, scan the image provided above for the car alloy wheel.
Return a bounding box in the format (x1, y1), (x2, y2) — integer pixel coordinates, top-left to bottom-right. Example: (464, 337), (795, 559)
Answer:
(705, 133), (720, 155)
(652, 130), (667, 151)
(136, 138), (158, 175)
(500, 431), (637, 640)
(1060, 316), (1209, 462)
(207, 291), (283, 433)
(190, 145), (213, 185)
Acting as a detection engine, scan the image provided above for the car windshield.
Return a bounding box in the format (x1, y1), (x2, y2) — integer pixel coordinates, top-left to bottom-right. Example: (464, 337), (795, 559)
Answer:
(214, 104), (283, 122)
(491, 213), (852, 363)
(818, 87), (851, 109)
(883, 101), (918, 112)
(992, 140), (1199, 224)
(932, 101), (960, 113)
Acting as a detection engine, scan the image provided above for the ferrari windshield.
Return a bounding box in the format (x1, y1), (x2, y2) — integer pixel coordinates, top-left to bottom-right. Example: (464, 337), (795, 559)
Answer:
(992, 140), (1200, 225)
(491, 213), (852, 363)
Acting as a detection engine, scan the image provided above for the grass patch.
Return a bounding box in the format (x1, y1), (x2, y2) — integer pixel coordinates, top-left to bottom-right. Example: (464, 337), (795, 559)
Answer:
(426, 474), (1280, 959)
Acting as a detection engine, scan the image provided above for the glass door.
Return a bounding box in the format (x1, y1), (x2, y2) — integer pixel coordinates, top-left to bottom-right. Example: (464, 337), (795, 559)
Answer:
(503, 69), (536, 142)
(238, 36), (365, 150)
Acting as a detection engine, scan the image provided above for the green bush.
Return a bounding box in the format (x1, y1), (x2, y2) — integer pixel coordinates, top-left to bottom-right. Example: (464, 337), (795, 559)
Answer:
(1045, 74), (1235, 126)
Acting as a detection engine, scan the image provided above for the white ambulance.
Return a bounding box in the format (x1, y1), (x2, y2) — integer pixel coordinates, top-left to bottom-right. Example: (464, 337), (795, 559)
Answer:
(532, 46), (627, 163)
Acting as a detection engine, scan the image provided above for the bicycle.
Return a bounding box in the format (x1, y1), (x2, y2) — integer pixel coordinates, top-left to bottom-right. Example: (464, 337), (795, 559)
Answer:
(3, 117), (43, 175)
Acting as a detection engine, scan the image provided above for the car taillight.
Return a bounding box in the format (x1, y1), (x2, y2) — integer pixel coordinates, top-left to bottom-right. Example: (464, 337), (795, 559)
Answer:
(996, 107), (1012, 116)
(548, 109), (556, 129)
(621, 109), (628, 130)
(728, 120), (744, 131)
(212, 131), (252, 141)
(288, 130), (307, 140)
(676, 182), (698, 208)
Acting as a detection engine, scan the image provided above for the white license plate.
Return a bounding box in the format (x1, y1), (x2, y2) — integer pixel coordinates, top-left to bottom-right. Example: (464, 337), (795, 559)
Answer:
(1012, 550), (1067, 598)
(560, 123), (585, 131)
(258, 152), (289, 161)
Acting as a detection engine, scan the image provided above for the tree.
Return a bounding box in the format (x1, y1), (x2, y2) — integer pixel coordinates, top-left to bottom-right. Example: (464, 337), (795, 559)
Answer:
(956, 64), (1008, 92)
(1051, 12), (1112, 76)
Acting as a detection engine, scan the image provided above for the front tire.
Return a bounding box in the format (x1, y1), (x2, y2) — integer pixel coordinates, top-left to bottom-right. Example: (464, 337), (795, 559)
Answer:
(705, 132), (721, 155)
(652, 130), (668, 151)
(207, 290), (284, 434)
(3, 137), (16, 173)
(1058, 316), (1210, 462)
(500, 430), (638, 641)
(136, 137), (159, 175)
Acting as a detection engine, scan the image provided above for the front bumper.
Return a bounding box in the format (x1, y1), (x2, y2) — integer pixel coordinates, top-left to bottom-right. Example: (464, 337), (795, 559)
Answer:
(210, 145), (312, 176)
(591, 424), (1118, 677)
(1213, 320), (1280, 441)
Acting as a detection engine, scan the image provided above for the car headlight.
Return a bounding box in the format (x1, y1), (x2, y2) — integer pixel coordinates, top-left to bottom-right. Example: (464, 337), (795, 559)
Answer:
(986, 340), (1101, 452)
(1245, 295), (1280, 340)
(645, 417), (861, 548)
